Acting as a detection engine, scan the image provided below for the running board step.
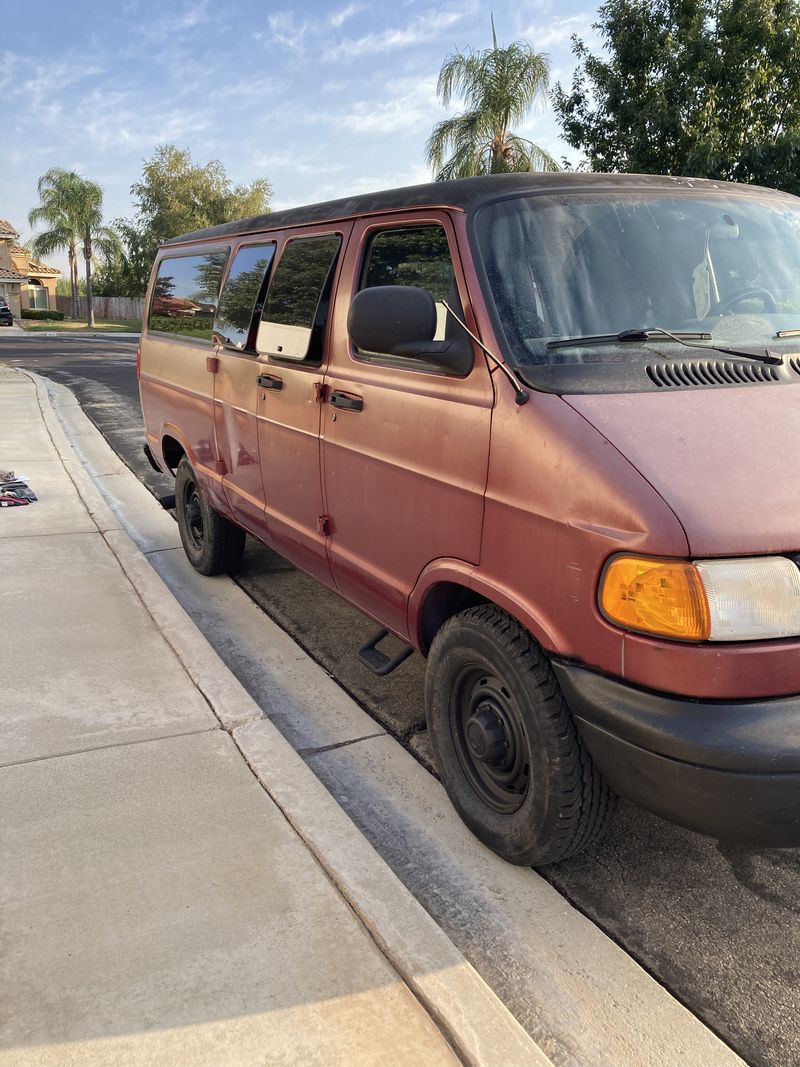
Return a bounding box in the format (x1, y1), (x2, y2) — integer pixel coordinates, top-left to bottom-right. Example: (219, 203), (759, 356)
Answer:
(159, 493), (176, 510)
(356, 629), (414, 677)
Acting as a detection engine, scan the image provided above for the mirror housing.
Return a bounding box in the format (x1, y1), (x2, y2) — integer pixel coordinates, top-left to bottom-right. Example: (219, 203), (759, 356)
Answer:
(348, 285), (472, 375)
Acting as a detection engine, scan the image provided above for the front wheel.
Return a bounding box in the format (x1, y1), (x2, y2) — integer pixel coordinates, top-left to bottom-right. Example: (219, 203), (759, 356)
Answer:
(425, 605), (615, 865)
(175, 456), (245, 575)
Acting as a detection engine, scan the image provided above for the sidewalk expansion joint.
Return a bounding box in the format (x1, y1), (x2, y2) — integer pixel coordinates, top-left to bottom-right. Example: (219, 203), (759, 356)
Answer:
(0, 529), (104, 541)
(0, 726), (221, 770)
(297, 732), (386, 758)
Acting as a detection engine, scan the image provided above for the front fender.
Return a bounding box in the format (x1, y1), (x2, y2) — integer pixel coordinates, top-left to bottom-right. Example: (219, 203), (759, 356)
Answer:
(408, 558), (565, 655)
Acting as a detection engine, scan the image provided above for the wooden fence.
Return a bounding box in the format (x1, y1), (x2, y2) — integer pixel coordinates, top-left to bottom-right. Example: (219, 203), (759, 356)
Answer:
(55, 295), (144, 321)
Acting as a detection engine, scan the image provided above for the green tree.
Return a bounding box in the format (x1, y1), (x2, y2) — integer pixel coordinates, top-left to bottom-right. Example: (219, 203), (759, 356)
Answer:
(29, 168), (120, 325)
(104, 145), (272, 297)
(426, 18), (557, 180)
(552, 0), (800, 192)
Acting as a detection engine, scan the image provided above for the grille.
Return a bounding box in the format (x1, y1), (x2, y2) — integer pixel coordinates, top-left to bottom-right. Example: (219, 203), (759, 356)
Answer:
(645, 360), (780, 388)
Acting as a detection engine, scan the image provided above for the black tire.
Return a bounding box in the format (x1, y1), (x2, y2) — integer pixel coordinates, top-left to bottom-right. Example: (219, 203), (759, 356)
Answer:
(175, 456), (245, 576)
(425, 604), (615, 866)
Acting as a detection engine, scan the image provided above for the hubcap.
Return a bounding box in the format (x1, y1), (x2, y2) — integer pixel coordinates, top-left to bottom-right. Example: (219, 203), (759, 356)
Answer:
(450, 668), (530, 814)
(465, 704), (509, 764)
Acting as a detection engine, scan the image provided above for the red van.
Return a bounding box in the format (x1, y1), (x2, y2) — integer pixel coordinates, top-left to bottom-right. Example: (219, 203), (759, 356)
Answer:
(139, 173), (800, 864)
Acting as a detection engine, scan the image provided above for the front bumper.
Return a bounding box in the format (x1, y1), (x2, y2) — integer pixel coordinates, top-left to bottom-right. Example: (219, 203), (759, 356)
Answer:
(553, 661), (800, 845)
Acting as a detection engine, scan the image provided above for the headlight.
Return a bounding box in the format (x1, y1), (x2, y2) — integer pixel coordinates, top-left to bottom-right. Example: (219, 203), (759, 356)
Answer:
(600, 554), (800, 642)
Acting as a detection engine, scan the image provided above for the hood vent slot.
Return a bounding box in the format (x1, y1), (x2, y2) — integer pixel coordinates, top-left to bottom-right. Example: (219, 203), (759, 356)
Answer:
(646, 360), (780, 388)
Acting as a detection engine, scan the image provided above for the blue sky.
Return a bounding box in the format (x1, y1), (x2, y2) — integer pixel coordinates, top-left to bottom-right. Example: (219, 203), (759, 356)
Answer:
(1, 0), (599, 273)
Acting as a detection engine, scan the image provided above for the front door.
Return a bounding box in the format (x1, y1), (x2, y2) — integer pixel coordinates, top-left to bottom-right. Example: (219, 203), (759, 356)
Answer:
(320, 215), (494, 639)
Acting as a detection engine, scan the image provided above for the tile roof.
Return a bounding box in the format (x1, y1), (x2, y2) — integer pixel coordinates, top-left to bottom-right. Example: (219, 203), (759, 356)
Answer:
(0, 219), (19, 239)
(8, 245), (61, 277)
(0, 266), (25, 282)
(26, 258), (61, 277)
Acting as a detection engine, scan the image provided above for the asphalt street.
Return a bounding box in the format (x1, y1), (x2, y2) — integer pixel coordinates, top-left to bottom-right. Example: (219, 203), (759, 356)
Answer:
(5, 334), (800, 1067)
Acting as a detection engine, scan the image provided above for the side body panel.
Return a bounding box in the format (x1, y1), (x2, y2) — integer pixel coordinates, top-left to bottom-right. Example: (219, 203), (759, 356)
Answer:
(321, 211), (493, 639)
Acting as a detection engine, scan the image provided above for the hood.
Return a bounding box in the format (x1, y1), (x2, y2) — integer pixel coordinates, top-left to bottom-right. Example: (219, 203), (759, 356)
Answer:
(565, 384), (800, 556)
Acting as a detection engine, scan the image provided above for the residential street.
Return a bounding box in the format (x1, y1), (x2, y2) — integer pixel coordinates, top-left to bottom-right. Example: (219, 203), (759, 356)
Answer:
(4, 335), (800, 1067)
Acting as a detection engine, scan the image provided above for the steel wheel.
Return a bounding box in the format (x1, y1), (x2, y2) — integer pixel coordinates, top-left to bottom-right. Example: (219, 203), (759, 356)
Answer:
(183, 481), (205, 552)
(449, 666), (530, 814)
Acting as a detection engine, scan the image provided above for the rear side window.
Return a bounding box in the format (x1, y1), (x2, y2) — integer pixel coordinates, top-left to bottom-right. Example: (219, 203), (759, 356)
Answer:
(256, 234), (341, 362)
(214, 243), (276, 350)
(149, 251), (228, 340)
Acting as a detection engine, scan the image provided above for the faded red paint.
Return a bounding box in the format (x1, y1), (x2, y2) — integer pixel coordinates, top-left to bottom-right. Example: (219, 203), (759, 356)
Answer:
(139, 187), (800, 708)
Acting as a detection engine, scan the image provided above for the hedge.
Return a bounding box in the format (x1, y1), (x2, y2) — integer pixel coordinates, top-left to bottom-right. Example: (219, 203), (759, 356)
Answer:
(22, 308), (65, 321)
(148, 315), (213, 339)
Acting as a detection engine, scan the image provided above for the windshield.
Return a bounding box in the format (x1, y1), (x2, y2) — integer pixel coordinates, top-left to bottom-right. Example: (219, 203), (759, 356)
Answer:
(475, 191), (800, 366)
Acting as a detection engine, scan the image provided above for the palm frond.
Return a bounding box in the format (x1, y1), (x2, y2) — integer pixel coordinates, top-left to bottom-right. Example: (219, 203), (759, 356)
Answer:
(427, 22), (554, 179)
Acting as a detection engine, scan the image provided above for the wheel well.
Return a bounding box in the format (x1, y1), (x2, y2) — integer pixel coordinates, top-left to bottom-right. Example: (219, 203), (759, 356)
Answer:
(419, 582), (487, 654)
(161, 435), (185, 474)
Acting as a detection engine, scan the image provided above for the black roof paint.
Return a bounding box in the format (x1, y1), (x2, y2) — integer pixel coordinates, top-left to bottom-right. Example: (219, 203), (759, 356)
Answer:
(163, 172), (795, 248)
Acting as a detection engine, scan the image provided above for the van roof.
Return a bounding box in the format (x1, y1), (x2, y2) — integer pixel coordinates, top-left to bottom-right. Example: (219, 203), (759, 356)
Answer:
(164, 171), (794, 247)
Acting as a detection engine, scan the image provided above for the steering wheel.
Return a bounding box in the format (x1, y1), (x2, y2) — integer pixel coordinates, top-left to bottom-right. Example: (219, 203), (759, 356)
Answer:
(706, 286), (778, 317)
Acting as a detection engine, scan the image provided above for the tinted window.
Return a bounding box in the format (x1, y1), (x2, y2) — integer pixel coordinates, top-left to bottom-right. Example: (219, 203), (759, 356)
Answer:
(257, 235), (341, 361)
(364, 227), (453, 295)
(361, 226), (455, 344)
(357, 225), (466, 362)
(149, 251), (228, 340)
(214, 243), (276, 349)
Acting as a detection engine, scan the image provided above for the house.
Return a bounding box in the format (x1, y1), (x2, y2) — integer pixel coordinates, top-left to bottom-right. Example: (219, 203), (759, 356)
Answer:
(0, 219), (61, 318)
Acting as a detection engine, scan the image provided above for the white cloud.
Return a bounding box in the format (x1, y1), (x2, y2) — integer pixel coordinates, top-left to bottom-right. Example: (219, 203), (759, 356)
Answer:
(323, 7), (471, 62)
(330, 3), (366, 28)
(265, 11), (312, 52)
(174, 0), (210, 29)
(265, 73), (444, 139)
(520, 13), (595, 51)
(337, 75), (440, 133)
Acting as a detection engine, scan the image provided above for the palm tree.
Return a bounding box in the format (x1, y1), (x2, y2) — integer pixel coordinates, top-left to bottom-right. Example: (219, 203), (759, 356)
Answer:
(28, 169), (84, 319)
(29, 169), (120, 327)
(426, 18), (558, 180)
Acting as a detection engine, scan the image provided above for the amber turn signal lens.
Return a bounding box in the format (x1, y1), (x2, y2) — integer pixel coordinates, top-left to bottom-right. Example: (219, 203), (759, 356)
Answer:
(600, 556), (711, 641)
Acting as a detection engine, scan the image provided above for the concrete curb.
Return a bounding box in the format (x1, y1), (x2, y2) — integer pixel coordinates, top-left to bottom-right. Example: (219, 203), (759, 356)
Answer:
(26, 368), (553, 1067)
(0, 330), (140, 340)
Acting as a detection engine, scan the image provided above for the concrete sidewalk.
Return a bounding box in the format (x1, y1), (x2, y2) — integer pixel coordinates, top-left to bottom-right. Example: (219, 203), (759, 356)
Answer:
(0, 365), (547, 1066)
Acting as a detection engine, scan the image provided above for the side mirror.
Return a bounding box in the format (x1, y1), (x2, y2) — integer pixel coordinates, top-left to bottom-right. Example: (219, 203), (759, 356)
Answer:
(348, 285), (472, 375)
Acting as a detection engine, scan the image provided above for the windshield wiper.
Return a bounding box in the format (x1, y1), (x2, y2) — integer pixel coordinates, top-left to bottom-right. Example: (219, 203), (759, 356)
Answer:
(547, 329), (710, 350)
(547, 327), (784, 366)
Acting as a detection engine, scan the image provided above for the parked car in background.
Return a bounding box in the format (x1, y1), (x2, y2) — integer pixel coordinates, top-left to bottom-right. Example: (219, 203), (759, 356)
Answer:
(0, 299), (12, 326)
(138, 172), (800, 865)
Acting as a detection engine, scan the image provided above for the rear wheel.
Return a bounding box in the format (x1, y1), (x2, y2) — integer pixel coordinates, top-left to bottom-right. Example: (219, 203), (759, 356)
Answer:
(175, 456), (245, 576)
(425, 604), (615, 865)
